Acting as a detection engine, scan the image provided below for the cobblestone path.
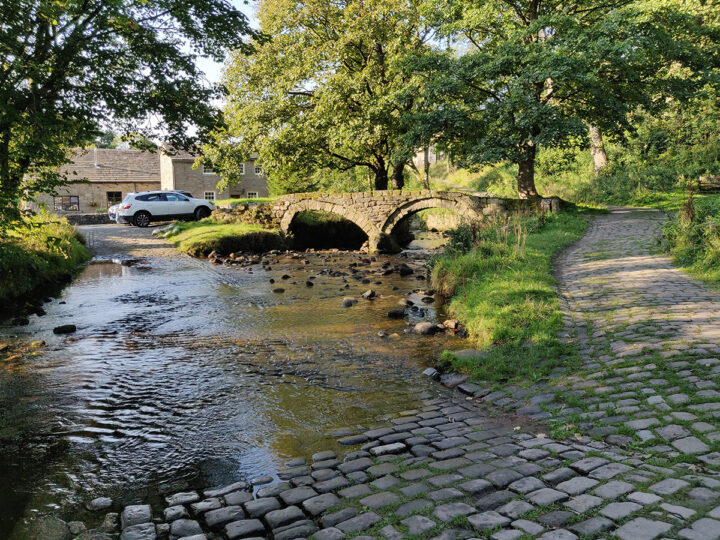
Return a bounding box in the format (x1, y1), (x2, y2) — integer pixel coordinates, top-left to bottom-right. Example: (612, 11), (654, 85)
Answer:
(108, 208), (719, 540)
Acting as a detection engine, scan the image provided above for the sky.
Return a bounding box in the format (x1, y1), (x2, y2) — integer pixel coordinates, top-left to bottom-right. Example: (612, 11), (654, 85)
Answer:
(195, 0), (259, 84)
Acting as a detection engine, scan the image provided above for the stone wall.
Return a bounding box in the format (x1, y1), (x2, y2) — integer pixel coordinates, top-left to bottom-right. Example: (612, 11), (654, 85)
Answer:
(32, 181), (160, 214)
(167, 159), (270, 201)
(65, 213), (112, 225)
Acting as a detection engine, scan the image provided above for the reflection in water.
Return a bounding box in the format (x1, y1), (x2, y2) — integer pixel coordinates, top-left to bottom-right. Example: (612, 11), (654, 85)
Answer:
(0, 248), (458, 536)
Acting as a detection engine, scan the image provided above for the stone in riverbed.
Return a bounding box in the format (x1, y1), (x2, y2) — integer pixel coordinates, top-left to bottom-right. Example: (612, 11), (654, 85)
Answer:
(414, 322), (438, 335)
(361, 289), (376, 299)
(164, 505), (189, 521)
(53, 324), (77, 334)
(18, 516), (71, 540)
(224, 490), (253, 506)
(121, 505), (152, 529)
(169, 519), (202, 538)
(204, 506), (245, 529)
(387, 308), (406, 319)
(341, 297), (357, 307)
(87, 497), (113, 511)
(165, 491), (199, 506)
(120, 523), (156, 540)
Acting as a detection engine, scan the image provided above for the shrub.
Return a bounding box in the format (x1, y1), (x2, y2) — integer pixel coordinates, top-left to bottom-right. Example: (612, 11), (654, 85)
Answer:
(0, 216), (90, 302)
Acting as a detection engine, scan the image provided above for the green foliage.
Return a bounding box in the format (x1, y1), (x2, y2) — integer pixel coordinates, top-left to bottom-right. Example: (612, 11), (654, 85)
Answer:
(0, 0), (255, 225)
(206, 0), (434, 191)
(431, 210), (588, 383)
(415, 0), (719, 196)
(664, 194), (720, 282)
(265, 167), (370, 196)
(0, 216), (90, 302)
(165, 221), (286, 257)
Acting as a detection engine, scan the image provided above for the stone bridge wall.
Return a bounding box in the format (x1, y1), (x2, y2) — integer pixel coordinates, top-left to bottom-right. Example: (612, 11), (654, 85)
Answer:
(271, 190), (559, 251)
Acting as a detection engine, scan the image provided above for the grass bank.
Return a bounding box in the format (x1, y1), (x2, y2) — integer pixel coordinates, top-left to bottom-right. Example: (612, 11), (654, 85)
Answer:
(432, 208), (595, 385)
(663, 193), (720, 284)
(0, 216), (90, 304)
(164, 221), (286, 257)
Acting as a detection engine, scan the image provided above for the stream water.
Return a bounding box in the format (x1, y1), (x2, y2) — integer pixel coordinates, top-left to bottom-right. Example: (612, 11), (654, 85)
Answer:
(0, 233), (460, 537)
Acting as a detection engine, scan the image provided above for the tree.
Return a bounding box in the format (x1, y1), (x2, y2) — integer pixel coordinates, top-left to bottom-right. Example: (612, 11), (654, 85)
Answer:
(419, 0), (719, 197)
(95, 130), (118, 149)
(0, 0), (256, 225)
(207, 0), (433, 192)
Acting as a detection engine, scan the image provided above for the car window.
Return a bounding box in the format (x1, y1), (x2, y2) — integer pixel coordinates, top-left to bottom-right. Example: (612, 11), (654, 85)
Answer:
(166, 193), (188, 202)
(137, 193), (165, 202)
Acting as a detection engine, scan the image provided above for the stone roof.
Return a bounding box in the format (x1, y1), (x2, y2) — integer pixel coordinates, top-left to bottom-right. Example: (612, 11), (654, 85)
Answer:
(60, 148), (160, 183)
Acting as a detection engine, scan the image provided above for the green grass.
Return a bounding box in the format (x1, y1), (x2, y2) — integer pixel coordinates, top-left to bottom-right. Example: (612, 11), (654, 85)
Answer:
(663, 193), (720, 284)
(431, 208), (595, 385)
(165, 220), (285, 257)
(215, 197), (275, 205)
(0, 215), (90, 303)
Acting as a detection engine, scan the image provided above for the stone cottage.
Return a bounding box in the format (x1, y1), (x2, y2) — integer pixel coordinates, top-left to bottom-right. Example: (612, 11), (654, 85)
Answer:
(32, 147), (268, 214)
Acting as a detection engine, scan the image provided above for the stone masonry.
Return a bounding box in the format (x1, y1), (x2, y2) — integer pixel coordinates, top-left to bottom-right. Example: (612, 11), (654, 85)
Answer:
(271, 191), (559, 251)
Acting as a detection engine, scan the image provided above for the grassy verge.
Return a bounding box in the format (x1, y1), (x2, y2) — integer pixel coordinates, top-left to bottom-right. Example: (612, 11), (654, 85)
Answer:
(431, 208), (596, 385)
(663, 193), (720, 283)
(0, 216), (90, 303)
(164, 220), (285, 257)
(215, 197), (275, 206)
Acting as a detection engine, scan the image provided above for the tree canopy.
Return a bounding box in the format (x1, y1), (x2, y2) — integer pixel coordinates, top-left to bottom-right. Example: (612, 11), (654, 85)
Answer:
(413, 0), (720, 197)
(207, 0), (435, 192)
(0, 0), (255, 224)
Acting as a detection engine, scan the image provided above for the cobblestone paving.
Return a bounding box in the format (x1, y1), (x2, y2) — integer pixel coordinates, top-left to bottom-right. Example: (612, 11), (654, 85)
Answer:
(109, 208), (720, 540)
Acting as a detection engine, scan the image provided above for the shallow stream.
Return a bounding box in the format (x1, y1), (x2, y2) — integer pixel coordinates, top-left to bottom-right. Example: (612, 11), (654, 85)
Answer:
(0, 233), (459, 537)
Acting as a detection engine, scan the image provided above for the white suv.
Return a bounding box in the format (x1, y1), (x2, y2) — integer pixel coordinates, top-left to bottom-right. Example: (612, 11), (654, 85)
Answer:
(116, 191), (215, 227)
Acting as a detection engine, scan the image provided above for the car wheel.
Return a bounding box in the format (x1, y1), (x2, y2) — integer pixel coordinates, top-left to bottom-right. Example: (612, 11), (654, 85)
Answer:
(134, 211), (151, 227)
(195, 206), (211, 220)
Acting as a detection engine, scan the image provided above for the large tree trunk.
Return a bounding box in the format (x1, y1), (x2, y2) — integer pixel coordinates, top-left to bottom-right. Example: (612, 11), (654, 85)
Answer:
(589, 125), (608, 174)
(374, 167), (389, 190)
(391, 163), (405, 190)
(422, 147), (431, 190)
(0, 133), (23, 224)
(517, 142), (539, 199)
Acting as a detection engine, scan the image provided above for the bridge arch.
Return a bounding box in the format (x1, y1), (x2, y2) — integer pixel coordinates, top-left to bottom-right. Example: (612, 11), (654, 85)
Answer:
(279, 198), (381, 242)
(380, 195), (481, 238)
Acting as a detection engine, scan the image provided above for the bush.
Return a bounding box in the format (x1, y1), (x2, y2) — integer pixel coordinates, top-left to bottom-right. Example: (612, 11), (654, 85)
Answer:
(663, 193), (720, 281)
(0, 216), (90, 303)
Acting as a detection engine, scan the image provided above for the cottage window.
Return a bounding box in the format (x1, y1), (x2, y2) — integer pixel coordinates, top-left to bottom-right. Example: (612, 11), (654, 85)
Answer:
(203, 165), (215, 175)
(54, 196), (79, 211)
(204, 191), (216, 201)
(247, 191), (259, 199)
(254, 165), (263, 175)
(106, 191), (122, 206)
(239, 163), (245, 175)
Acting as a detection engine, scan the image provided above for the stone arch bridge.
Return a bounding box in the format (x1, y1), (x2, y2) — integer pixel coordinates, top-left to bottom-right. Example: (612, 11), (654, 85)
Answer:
(271, 190), (559, 251)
